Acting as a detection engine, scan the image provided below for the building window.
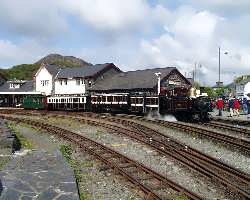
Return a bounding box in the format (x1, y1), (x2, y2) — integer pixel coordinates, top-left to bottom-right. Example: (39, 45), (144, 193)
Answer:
(41, 80), (49, 86)
(64, 79), (67, 85)
(59, 79), (63, 85)
(76, 78), (81, 85)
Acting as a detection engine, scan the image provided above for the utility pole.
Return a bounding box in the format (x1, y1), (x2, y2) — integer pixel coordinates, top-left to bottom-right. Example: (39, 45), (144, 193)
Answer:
(218, 46), (221, 84)
(193, 62), (197, 84)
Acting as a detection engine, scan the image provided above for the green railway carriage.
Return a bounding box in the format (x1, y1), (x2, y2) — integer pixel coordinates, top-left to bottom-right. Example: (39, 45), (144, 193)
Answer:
(23, 95), (46, 109)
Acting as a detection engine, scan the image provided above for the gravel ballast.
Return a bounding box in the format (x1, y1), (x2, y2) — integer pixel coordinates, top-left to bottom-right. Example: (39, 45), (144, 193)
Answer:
(32, 115), (239, 200)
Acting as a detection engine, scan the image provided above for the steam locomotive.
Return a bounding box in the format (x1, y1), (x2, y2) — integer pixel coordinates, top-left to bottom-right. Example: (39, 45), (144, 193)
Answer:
(23, 87), (212, 122)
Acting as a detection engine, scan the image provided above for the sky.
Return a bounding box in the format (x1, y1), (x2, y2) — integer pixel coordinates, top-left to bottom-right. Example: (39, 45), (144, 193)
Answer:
(0, 0), (250, 86)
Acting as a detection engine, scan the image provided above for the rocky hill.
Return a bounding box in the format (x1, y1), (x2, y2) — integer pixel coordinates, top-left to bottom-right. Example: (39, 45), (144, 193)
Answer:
(35, 54), (92, 67)
(0, 54), (92, 80)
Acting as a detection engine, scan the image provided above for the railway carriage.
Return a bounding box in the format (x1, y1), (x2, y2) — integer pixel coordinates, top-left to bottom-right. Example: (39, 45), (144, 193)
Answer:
(23, 90), (211, 121)
(23, 95), (47, 110)
(47, 96), (91, 111)
(91, 93), (130, 113)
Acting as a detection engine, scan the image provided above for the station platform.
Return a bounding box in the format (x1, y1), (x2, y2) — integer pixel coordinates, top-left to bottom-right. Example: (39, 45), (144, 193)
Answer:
(210, 110), (250, 122)
(0, 114), (79, 200)
(0, 150), (79, 200)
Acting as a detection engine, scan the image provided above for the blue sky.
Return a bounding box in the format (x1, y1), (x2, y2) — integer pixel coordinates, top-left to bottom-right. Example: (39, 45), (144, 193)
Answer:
(0, 0), (250, 85)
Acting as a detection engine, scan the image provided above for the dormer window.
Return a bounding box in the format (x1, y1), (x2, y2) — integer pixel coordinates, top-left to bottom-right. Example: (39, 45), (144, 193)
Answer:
(10, 83), (20, 89)
(88, 80), (92, 87)
(76, 78), (81, 85)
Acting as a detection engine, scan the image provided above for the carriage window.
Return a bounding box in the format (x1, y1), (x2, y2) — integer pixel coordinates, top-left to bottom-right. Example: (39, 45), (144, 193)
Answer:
(73, 98), (78, 102)
(136, 98), (143, 104)
(64, 79), (68, 85)
(101, 96), (106, 102)
(131, 98), (135, 104)
(122, 96), (126, 102)
(114, 96), (119, 102)
(61, 99), (64, 103)
(92, 97), (97, 102)
(56, 99), (58, 103)
(82, 98), (84, 102)
(97, 96), (101, 102)
(107, 96), (113, 102)
(59, 79), (63, 85)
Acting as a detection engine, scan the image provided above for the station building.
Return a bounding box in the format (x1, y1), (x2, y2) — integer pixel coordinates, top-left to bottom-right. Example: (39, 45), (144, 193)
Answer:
(0, 79), (40, 107)
(0, 63), (121, 107)
(0, 62), (192, 107)
(90, 67), (191, 95)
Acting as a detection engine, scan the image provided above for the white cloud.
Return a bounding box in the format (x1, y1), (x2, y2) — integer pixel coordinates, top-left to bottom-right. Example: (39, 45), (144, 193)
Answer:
(185, 0), (250, 15)
(135, 5), (250, 85)
(0, 0), (249, 87)
(61, 0), (151, 33)
(0, 0), (68, 38)
(0, 39), (51, 66)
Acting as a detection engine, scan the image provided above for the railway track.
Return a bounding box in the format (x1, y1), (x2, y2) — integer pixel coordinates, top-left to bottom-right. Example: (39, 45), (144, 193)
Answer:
(80, 115), (250, 198)
(213, 117), (250, 127)
(2, 110), (250, 199)
(117, 114), (250, 153)
(166, 121), (250, 152)
(0, 114), (200, 200)
(10, 111), (250, 199)
(204, 121), (250, 137)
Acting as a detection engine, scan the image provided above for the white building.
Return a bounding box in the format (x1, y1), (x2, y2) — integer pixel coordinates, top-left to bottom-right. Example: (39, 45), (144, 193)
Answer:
(53, 63), (120, 96)
(34, 63), (60, 96)
(235, 79), (250, 99)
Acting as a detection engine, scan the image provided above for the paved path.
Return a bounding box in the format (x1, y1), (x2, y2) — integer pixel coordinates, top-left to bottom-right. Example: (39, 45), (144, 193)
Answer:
(210, 110), (250, 121)
(0, 150), (79, 200)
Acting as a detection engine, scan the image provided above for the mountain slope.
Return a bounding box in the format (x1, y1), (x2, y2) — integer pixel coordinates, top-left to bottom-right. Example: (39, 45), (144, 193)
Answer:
(0, 54), (92, 80)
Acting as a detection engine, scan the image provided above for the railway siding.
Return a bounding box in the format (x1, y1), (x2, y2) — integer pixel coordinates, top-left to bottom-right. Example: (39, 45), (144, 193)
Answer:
(4, 112), (248, 200)
(1, 114), (201, 200)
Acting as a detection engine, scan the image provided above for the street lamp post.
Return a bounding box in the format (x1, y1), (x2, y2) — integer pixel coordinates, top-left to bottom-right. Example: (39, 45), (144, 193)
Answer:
(154, 72), (161, 114)
(154, 72), (161, 95)
(216, 47), (228, 87)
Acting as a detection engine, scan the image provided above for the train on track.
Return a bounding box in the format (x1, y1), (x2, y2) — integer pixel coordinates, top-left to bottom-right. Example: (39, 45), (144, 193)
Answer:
(23, 87), (212, 122)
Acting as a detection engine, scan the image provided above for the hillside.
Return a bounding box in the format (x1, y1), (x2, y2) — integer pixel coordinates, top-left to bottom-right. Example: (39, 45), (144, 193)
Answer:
(0, 54), (92, 80)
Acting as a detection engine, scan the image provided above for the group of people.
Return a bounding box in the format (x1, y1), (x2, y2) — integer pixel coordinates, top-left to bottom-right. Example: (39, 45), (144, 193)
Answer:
(216, 97), (250, 118)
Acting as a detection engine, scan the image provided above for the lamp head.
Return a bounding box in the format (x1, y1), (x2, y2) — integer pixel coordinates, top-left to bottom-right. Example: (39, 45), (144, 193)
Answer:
(154, 72), (161, 76)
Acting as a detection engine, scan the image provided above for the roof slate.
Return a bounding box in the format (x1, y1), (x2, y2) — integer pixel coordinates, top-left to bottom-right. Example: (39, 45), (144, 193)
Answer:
(56, 63), (112, 79)
(45, 65), (60, 76)
(90, 67), (177, 91)
(0, 80), (35, 92)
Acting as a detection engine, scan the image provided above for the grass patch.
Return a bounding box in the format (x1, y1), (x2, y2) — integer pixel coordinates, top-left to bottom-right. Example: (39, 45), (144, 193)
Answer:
(60, 145), (92, 200)
(0, 157), (10, 170)
(7, 122), (33, 150)
(127, 196), (136, 200)
(174, 195), (188, 200)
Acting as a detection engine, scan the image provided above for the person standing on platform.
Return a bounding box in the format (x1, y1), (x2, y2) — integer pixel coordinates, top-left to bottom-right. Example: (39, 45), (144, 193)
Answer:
(233, 97), (240, 117)
(228, 98), (234, 117)
(217, 98), (224, 116)
(247, 98), (250, 119)
(243, 97), (248, 115)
